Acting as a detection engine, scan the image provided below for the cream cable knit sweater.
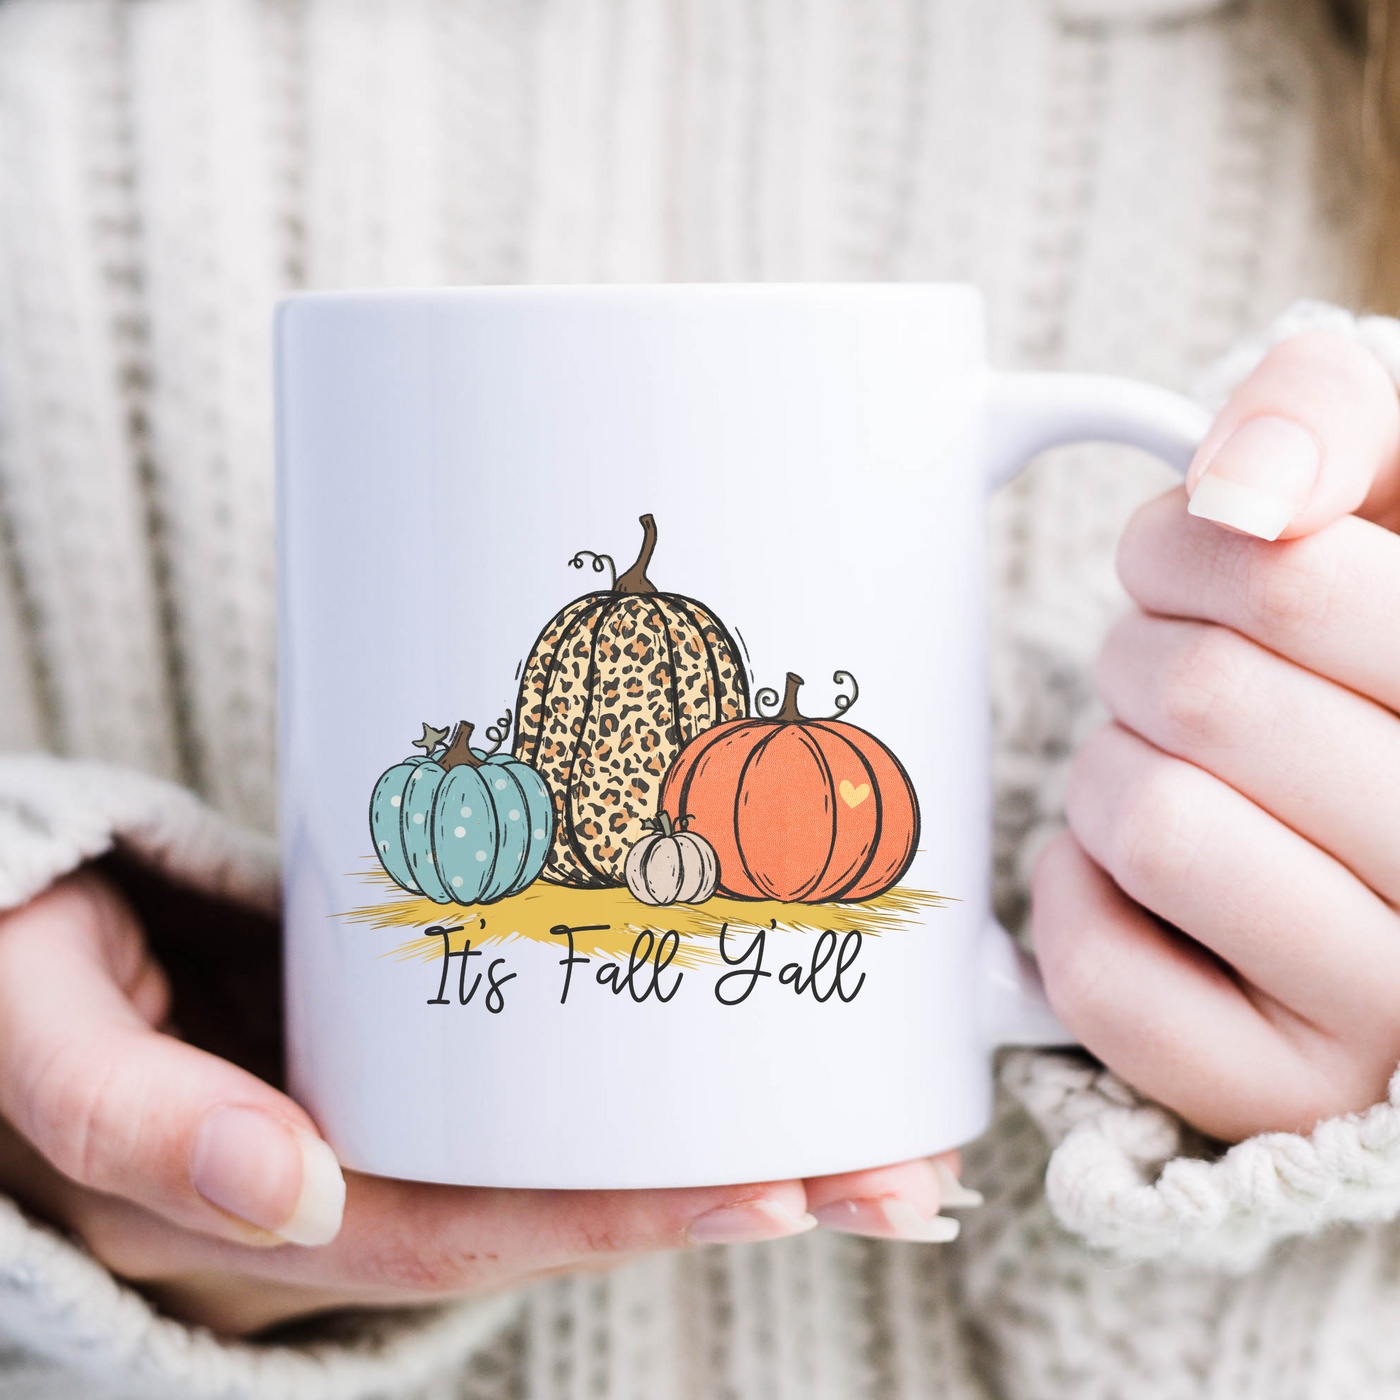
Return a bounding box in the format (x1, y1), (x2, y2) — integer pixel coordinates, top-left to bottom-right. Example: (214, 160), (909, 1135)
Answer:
(0, 0), (1396, 1396)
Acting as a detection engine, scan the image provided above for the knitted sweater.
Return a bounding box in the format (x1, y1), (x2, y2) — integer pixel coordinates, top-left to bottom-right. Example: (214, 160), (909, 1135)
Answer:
(1, 0), (1398, 1395)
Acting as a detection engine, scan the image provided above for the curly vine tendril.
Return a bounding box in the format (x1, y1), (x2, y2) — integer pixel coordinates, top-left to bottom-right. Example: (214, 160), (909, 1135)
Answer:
(483, 709), (513, 756)
(568, 551), (617, 591)
(829, 670), (859, 716)
(755, 672), (859, 721)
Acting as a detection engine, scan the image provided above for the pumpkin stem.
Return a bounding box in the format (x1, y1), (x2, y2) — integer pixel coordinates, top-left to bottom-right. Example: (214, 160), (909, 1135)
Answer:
(614, 514), (659, 595)
(776, 672), (806, 722)
(654, 810), (674, 838)
(439, 721), (487, 771)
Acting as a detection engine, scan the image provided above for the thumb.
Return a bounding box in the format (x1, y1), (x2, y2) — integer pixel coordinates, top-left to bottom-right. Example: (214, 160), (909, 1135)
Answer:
(1185, 329), (1400, 541)
(0, 872), (345, 1247)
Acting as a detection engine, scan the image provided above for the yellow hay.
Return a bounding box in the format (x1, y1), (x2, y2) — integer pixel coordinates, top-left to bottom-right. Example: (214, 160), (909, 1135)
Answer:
(340, 863), (955, 966)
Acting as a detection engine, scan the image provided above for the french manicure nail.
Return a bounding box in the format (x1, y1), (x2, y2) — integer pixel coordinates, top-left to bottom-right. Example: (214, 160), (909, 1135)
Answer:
(191, 1106), (347, 1246)
(280, 1127), (349, 1246)
(933, 1159), (984, 1208)
(1187, 415), (1320, 541)
(812, 1197), (960, 1242)
(687, 1198), (819, 1245)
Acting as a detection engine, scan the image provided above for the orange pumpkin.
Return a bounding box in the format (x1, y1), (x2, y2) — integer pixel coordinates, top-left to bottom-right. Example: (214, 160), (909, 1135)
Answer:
(660, 671), (920, 903)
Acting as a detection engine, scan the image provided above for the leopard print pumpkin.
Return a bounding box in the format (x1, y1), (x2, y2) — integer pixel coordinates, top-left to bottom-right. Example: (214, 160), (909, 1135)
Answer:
(513, 515), (750, 887)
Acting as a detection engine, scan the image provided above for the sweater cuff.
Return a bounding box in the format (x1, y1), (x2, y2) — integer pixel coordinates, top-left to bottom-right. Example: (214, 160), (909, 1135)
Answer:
(1189, 298), (1400, 413)
(996, 301), (1400, 1274)
(0, 752), (522, 1398)
(0, 751), (279, 917)
(1000, 1048), (1400, 1272)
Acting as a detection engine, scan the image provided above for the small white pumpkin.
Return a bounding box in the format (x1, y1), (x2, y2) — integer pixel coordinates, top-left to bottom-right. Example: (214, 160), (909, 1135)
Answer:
(625, 812), (719, 906)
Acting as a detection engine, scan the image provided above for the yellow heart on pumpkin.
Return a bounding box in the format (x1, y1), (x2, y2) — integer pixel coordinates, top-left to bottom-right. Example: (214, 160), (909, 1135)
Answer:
(839, 779), (871, 809)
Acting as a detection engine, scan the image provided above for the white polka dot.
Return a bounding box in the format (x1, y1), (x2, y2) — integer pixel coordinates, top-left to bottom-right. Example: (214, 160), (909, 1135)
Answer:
(460, 806), (472, 818)
(452, 876), (463, 888)
(379, 841), (389, 852)
(534, 828), (545, 839)
(413, 813), (424, 824)
(508, 809), (520, 821)
(390, 795), (401, 808)
(495, 779), (507, 790)
(476, 851), (487, 862)
(454, 826), (466, 838)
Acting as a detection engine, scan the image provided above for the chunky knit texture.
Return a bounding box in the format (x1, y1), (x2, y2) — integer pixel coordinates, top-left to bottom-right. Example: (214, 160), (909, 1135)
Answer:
(0, 0), (1396, 1396)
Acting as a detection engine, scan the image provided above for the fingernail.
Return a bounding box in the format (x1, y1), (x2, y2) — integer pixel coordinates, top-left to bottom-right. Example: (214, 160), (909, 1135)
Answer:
(1188, 416), (1320, 541)
(191, 1106), (346, 1246)
(812, 1198), (960, 1242)
(933, 1159), (984, 1208)
(686, 1198), (819, 1245)
(280, 1127), (349, 1246)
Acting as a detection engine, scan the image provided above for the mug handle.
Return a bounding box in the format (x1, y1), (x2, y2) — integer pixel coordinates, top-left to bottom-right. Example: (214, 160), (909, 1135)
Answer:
(978, 371), (1212, 1048)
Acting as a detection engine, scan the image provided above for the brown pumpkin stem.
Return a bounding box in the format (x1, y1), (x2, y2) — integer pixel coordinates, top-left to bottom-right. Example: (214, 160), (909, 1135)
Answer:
(438, 721), (487, 771)
(614, 514), (659, 594)
(776, 672), (806, 722)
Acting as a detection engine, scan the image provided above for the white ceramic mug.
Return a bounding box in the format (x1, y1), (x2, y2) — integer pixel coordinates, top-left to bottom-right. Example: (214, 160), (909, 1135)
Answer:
(276, 284), (1208, 1189)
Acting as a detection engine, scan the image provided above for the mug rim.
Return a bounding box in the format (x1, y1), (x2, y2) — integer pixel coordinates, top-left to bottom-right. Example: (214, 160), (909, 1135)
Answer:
(275, 280), (987, 311)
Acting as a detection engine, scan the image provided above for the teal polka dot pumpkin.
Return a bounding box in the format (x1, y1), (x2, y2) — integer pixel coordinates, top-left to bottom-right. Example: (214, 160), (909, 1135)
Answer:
(369, 718), (553, 905)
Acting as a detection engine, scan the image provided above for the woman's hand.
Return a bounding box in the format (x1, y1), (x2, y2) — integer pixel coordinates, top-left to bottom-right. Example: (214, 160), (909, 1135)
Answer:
(0, 868), (972, 1338)
(1033, 329), (1400, 1143)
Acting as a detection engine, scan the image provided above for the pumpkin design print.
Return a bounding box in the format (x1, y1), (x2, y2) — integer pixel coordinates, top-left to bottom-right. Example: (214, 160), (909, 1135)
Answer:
(513, 515), (750, 888)
(659, 672), (920, 903)
(364, 516), (932, 923)
(624, 812), (720, 907)
(370, 716), (553, 905)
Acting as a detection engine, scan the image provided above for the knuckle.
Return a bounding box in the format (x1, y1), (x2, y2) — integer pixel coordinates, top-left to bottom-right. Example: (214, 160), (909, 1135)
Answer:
(565, 1199), (662, 1259)
(1040, 930), (1117, 1031)
(1107, 762), (1200, 896)
(1063, 730), (1115, 845)
(1269, 329), (1393, 407)
(23, 1035), (140, 1191)
(1242, 551), (1333, 643)
(1038, 938), (1118, 1037)
(1157, 627), (1251, 750)
(1029, 828), (1075, 905)
(558, 1194), (654, 1257)
(356, 1235), (489, 1293)
(1030, 836), (1123, 1035)
(128, 960), (173, 1029)
(1116, 493), (1177, 595)
(579, 1218), (629, 1255)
